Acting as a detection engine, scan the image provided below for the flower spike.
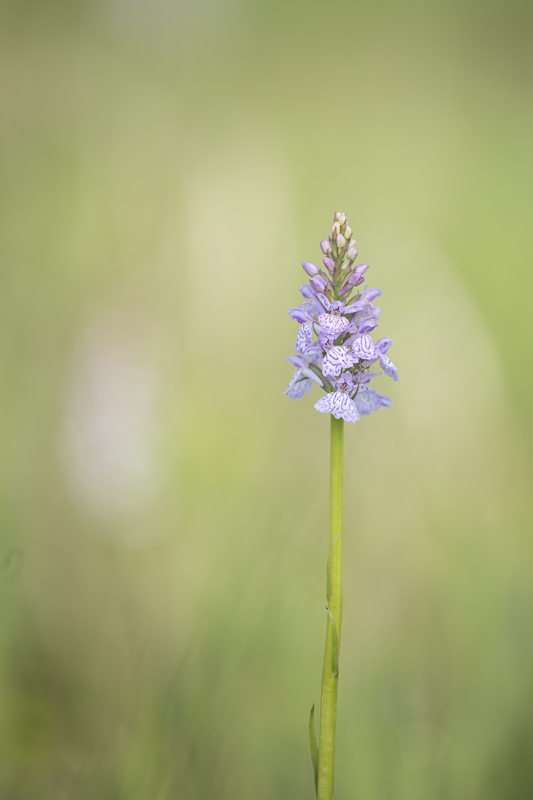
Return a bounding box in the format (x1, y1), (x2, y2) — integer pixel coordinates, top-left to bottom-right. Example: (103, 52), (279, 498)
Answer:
(284, 212), (399, 420)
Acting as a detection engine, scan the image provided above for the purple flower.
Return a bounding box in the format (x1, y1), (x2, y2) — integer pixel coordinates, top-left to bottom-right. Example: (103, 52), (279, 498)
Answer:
(284, 324), (323, 399)
(322, 345), (354, 379)
(310, 275), (328, 293)
(317, 297), (349, 336)
(302, 261), (320, 277)
(284, 212), (398, 420)
(351, 333), (377, 361)
(288, 301), (314, 324)
(316, 296), (363, 337)
(354, 385), (392, 416)
(314, 373), (359, 423)
(347, 272), (365, 287)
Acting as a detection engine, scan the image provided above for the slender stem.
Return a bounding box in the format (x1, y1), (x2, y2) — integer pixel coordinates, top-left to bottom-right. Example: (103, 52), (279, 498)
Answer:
(317, 416), (344, 799)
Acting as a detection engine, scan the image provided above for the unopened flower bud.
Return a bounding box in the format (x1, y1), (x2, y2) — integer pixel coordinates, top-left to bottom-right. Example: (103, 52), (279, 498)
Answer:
(344, 226), (352, 239)
(335, 212), (347, 225)
(323, 257), (335, 273)
(336, 233), (346, 249)
(347, 246), (358, 261)
(348, 272), (365, 287)
(320, 239), (332, 255)
(302, 261), (320, 277)
(330, 222), (340, 239)
(354, 263), (370, 274)
(310, 275), (328, 293)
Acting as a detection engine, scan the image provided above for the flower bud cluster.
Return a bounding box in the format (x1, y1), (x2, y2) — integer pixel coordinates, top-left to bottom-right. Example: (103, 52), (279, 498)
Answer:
(284, 212), (399, 423)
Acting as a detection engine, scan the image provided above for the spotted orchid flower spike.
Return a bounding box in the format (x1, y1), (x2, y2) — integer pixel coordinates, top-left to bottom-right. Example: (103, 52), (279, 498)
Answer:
(284, 213), (399, 800)
(285, 213), (399, 422)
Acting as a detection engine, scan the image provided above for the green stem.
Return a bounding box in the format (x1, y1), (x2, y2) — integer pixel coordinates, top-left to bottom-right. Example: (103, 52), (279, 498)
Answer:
(317, 416), (344, 800)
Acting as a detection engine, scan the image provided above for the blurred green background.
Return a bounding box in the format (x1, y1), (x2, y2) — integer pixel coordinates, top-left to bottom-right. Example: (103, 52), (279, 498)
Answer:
(1, 0), (533, 797)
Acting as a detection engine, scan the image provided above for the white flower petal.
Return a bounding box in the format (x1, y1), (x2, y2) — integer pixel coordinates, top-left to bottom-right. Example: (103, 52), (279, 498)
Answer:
(351, 334), (377, 361)
(318, 314), (349, 336)
(296, 324), (312, 353)
(322, 346), (354, 379)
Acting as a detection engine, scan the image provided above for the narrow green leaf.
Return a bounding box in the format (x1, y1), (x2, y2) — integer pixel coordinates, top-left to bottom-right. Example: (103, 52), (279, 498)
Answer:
(327, 608), (339, 677)
(309, 703), (319, 796)
(326, 534), (341, 603)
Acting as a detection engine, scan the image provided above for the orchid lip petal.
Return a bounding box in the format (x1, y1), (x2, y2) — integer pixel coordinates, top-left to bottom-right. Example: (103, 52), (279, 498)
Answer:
(322, 346), (354, 379)
(315, 390), (359, 422)
(284, 369), (312, 399)
(296, 324), (313, 354)
(318, 314), (349, 336)
(351, 334), (377, 361)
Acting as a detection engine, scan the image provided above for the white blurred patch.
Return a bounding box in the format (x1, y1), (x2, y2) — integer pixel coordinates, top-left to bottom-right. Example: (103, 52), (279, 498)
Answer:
(64, 311), (162, 534)
(184, 125), (297, 352)
(371, 225), (511, 438)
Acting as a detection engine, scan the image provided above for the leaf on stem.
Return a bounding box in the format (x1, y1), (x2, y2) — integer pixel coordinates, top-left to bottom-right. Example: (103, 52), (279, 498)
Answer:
(327, 608), (340, 677)
(309, 703), (319, 796)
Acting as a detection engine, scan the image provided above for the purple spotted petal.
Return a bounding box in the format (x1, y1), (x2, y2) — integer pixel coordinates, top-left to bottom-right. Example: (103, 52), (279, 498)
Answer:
(354, 386), (392, 416)
(284, 370), (312, 399)
(315, 391), (359, 423)
(351, 334), (377, 361)
(375, 336), (393, 355)
(333, 392), (359, 423)
(318, 314), (349, 336)
(322, 346), (354, 379)
(314, 392), (337, 414)
(296, 324), (312, 353)
(379, 354), (399, 381)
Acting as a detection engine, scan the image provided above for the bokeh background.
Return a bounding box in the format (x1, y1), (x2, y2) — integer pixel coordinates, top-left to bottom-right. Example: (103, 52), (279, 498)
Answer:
(1, 0), (533, 797)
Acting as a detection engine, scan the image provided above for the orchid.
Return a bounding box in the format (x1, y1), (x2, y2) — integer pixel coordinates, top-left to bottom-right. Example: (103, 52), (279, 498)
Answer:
(283, 213), (399, 800)
(284, 213), (399, 423)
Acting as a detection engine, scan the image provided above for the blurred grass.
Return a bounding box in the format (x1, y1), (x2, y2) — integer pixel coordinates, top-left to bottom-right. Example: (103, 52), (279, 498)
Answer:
(0, 0), (533, 798)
